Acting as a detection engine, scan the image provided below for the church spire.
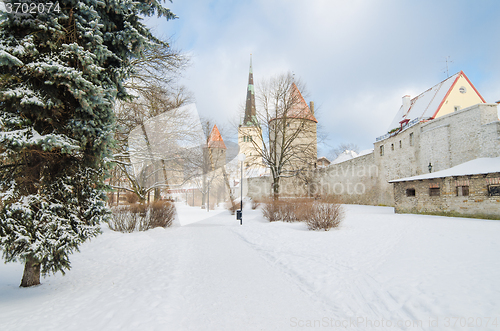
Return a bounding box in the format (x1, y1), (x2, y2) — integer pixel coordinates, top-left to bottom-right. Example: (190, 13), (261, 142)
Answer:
(243, 54), (256, 126)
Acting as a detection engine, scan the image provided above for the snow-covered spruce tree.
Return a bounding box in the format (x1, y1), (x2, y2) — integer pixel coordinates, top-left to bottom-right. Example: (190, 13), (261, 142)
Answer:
(0, 0), (175, 287)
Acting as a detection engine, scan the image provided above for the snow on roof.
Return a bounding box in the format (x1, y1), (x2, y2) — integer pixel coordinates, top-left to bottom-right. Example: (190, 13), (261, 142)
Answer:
(326, 149), (374, 166)
(245, 166), (270, 178)
(357, 149), (374, 157)
(389, 157), (500, 183)
(388, 72), (471, 131)
(332, 150), (359, 164)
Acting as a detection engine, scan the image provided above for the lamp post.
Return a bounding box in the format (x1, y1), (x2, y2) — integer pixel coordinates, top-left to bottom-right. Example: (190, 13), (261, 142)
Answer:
(237, 153), (246, 225)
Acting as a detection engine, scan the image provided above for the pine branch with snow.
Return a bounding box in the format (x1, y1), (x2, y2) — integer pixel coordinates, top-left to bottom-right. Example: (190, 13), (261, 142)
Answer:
(0, 0), (176, 287)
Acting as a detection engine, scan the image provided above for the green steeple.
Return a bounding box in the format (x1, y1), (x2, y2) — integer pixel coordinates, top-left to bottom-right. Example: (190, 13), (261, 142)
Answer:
(243, 55), (257, 126)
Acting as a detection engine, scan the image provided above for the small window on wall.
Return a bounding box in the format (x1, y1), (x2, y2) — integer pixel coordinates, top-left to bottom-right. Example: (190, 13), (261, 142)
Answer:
(391, 143), (394, 151)
(399, 140), (402, 148)
(409, 132), (414, 146)
(380, 145), (384, 156)
(429, 187), (440, 196)
(488, 185), (500, 196)
(454, 106), (461, 112)
(406, 188), (416, 197)
(456, 186), (469, 196)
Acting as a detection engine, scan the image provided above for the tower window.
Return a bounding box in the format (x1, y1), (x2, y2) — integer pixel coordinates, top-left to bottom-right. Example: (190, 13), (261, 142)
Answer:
(380, 145), (384, 156)
(409, 132), (414, 146)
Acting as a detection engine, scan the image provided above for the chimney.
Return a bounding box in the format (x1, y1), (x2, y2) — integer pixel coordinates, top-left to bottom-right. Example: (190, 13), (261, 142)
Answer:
(402, 95), (411, 112)
(309, 101), (314, 114)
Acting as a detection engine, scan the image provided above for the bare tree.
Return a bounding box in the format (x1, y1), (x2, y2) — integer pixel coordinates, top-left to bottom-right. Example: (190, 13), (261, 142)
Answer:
(112, 103), (203, 203)
(245, 72), (318, 199)
(188, 120), (237, 210)
(109, 40), (194, 204)
(125, 40), (190, 94)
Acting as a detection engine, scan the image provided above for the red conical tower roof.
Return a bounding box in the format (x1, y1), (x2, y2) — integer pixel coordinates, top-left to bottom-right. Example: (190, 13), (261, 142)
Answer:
(287, 83), (317, 122)
(207, 124), (227, 149)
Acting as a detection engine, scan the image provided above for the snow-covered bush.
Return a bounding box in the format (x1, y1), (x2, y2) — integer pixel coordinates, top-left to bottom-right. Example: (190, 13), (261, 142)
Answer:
(306, 203), (344, 231)
(109, 201), (175, 233)
(251, 199), (261, 210)
(148, 201), (176, 229)
(226, 200), (238, 215)
(262, 198), (313, 222)
(262, 198), (344, 230)
(126, 192), (139, 204)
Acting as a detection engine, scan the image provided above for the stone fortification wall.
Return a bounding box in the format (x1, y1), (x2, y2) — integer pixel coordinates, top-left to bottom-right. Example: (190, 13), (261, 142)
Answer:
(246, 176), (272, 200)
(314, 153), (380, 205)
(419, 103), (500, 173)
(373, 124), (422, 205)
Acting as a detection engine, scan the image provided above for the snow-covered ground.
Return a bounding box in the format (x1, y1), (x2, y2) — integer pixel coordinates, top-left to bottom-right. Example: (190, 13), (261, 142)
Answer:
(1, 204), (500, 330)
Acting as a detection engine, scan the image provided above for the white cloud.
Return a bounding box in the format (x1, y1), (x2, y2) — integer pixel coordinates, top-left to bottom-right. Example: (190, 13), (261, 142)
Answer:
(148, 0), (500, 151)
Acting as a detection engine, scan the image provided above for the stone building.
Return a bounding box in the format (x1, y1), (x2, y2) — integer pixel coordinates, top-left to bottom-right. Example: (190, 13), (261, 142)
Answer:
(390, 157), (500, 219)
(314, 71), (500, 206)
(317, 156), (331, 168)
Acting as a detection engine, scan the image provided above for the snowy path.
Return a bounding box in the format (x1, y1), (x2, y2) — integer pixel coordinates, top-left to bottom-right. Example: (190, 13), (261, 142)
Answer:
(1, 204), (500, 330)
(163, 215), (330, 330)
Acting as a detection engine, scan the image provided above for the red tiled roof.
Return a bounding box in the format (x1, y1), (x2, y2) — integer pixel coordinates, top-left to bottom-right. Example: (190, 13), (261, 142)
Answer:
(287, 83), (317, 122)
(207, 124), (226, 149)
(271, 83), (317, 123)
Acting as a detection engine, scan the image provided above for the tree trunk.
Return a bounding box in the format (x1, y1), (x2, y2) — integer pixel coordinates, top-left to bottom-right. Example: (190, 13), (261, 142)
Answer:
(273, 178), (280, 200)
(20, 256), (41, 287)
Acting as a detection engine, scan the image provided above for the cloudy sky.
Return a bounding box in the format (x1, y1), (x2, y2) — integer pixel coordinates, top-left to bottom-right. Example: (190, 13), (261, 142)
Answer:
(146, 0), (500, 157)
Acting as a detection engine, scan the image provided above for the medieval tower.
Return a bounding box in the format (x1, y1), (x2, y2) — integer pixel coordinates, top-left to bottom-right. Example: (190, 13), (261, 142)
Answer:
(207, 124), (227, 170)
(238, 55), (264, 169)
